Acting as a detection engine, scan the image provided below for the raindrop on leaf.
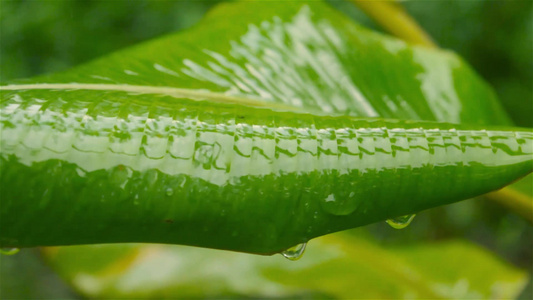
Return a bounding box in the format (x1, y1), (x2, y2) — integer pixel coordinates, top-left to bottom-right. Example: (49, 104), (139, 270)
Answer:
(165, 188), (174, 196)
(320, 192), (358, 216)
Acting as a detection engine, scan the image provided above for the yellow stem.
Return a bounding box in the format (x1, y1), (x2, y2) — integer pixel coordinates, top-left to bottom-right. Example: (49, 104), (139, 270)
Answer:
(350, 0), (436, 48)
(485, 188), (533, 224)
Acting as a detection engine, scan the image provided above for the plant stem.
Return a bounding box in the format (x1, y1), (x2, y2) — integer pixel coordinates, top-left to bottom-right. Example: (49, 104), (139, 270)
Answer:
(349, 0), (533, 223)
(485, 188), (533, 224)
(350, 0), (436, 48)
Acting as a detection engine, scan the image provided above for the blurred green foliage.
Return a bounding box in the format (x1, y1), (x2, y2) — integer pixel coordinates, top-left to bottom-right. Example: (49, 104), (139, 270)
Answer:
(0, 0), (531, 298)
(404, 0), (533, 128)
(0, 249), (77, 298)
(0, 0), (223, 82)
(41, 234), (528, 299)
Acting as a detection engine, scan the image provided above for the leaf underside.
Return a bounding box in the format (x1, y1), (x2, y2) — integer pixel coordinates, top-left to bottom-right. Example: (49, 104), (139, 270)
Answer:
(0, 1), (531, 252)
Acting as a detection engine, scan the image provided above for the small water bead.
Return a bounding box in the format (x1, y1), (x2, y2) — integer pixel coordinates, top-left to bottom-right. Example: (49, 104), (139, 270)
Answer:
(281, 242), (307, 261)
(165, 188), (174, 196)
(386, 214), (416, 229)
(0, 248), (20, 255)
(320, 192), (358, 216)
(178, 177), (187, 188)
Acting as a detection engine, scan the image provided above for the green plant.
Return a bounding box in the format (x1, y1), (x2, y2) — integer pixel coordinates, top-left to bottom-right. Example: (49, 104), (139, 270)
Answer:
(1, 1), (531, 298)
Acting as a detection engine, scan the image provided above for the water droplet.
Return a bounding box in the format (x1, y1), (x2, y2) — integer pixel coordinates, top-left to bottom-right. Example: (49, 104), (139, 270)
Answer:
(325, 194), (335, 202)
(178, 177), (187, 188)
(165, 188), (174, 196)
(281, 242), (307, 261)
(1, 248), (19, 255)
(386, 214), (416, 229)
(320, 192), (357, 216)
(75, 167), (86, 177)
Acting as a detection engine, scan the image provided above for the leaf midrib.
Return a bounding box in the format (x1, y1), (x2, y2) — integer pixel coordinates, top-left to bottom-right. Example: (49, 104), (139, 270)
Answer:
(0, 83), (299, 111)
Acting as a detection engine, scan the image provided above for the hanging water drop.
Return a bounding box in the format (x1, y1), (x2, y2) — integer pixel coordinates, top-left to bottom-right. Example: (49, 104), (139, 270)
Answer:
(0, 248), (20, 255)
(281, 242), (307, 261)
(386, 214), (416, 229)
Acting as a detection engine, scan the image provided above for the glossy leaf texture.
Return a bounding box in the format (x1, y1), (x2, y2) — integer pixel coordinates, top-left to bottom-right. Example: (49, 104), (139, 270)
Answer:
(0, 1), (532, 255)
(43, 233), (528, 299)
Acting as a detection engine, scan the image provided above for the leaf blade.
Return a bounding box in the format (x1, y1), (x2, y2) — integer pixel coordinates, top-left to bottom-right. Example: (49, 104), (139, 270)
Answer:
(1, 1), (531, 254)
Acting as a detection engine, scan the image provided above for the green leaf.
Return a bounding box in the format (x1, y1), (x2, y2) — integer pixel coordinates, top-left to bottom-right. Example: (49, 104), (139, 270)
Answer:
(1, 2), (511, 125)
(42, 234), (528, 299)
(0, 1), (531, 255)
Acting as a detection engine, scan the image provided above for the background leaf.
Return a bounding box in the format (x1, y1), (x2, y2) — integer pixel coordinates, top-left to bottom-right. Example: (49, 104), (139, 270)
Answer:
(8, 2), (510, 125)
(43, 232), (528, 299)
